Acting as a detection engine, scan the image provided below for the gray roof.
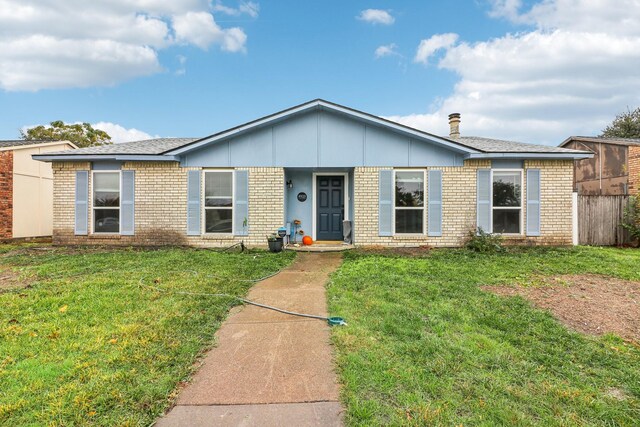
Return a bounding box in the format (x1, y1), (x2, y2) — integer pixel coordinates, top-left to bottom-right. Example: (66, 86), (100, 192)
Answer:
(560, 136), (640, 148)
(44, 138), (199, 156)
(41, 134), (586, 157)
(456, 136), (586, 154)
(0, 139), (61, 149)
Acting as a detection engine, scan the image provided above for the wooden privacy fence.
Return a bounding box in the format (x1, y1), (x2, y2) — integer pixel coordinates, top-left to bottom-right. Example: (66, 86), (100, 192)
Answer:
(578, 195), (630, 246)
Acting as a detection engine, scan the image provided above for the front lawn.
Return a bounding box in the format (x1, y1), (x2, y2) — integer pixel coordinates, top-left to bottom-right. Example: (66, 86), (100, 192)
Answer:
(328, 247), (640, 426)
(0, 245), (294, 425)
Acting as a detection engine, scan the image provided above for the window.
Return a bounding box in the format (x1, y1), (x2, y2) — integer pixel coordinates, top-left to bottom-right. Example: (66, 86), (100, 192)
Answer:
(204, 171), (233, 233)
(394, 170), (425, 234)
(492, 170), (522, 234)
(93, 171), (120, 233)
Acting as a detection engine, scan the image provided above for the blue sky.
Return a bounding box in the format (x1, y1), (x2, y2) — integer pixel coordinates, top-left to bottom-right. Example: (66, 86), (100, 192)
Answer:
(1, 0), (639, 145)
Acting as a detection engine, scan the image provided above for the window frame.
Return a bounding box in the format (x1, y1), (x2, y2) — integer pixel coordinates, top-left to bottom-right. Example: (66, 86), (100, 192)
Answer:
(91, 170), (121, 235)
(392, 169), (426, 235)
(490, 168), (524, 235)
(202, 169), (235, 235)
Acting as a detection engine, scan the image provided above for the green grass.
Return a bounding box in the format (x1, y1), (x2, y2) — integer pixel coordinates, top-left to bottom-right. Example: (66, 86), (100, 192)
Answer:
(0, 245), (295, 426)
(328, 247), (640, 426)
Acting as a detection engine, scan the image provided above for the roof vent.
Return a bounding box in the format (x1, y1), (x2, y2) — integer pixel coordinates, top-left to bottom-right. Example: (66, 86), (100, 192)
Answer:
(448, 113), (461, 139)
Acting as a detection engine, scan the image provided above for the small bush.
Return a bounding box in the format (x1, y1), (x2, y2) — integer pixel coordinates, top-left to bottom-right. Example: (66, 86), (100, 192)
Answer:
(466, 228), (505, 253)
(621, 196), (640, 246)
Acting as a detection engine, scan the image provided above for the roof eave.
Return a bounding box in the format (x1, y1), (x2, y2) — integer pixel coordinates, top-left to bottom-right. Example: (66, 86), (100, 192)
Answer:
(32, 154), (179, 162)
(466, 152), (593, 160)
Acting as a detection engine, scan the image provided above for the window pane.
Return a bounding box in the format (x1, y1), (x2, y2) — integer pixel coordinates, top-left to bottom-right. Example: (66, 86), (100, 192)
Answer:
(493, 209), (520, 233)
(493, 172), (521, 207)
(94, 173), (120, 192)
(94, 191), (120, 207)
(206, 209), (233, 233)
(94, 209), (119, 233)
(205, 172), (232, 198)
(205, 197), (232, 207)
(395, 172), (424, 207)
(395, 209), (423, 233)
(94, 172), (120, 207)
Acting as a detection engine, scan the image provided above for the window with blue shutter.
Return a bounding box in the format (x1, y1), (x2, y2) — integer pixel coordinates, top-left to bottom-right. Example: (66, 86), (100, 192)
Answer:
(428, 170), (442, 236)
(120, 171), (135, 235)
(187, 170), (201, 235)
(234, 170), (249, 236)
(526, 169), (541, 236)
(477, 169), (491, 233)
(75, 171), (89, 235)
(378, 170), (393, 236)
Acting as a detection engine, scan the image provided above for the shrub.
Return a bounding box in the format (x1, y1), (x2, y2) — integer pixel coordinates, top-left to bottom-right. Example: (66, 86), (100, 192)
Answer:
(466, 228), (505, 253)
(621, 196), (640, 246)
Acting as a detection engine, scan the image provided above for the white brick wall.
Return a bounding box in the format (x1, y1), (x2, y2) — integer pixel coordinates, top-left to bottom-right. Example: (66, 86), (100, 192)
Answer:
(52, 160), (573, 247)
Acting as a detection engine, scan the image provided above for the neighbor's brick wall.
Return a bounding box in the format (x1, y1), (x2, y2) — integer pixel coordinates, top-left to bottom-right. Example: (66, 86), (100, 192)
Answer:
(0, 151), (13, 239)
(353, 159), (573, 247)
(629, 146), (640, 196)
(52, 162), (284, 247)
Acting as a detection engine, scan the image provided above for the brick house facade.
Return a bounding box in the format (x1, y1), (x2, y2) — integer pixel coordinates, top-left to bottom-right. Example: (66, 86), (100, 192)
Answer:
(36, 100), (590, 248)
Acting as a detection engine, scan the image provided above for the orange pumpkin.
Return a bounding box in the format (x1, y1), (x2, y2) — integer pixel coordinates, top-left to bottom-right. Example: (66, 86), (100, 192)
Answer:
(302, 235), (313, 245)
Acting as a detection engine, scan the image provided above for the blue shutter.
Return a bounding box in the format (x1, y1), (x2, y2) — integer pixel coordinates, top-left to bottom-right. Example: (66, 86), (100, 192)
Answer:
(477, 169), (491, 233)
(120, 171), (135, 235)
(75, 171), (88, 235)
(234, 170), (249, 236)
(379, 170), (393, 236)
(428, 170), (442, 236)
(187, 170), (201, 236)
(526, 169), (541, 236)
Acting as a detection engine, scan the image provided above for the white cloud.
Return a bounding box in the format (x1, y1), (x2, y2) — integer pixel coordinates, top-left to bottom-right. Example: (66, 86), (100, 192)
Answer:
(213, 1), (260, 18)
(0, 0), (251, 91)
(414, 33), (458, 64)
(173, 11), (246, 52)
(389, 0), (640, 144)
(357, 9), (395, 25)
(375, 43), (400, 59)
(93, 122), (159, 143)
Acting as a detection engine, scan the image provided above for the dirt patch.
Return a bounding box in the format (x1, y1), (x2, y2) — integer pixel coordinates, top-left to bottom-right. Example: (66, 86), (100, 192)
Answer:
(0, 267), (32, 292)
(483, 274), (640, 343)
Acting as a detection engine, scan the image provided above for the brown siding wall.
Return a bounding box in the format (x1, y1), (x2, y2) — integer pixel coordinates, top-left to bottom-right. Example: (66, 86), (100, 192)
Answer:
(569, 141), (629, 195)
(0, 151), (13, 239)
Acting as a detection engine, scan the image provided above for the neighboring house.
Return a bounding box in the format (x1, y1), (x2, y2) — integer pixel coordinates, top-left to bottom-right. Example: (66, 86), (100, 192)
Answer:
(33, 100), (590, 247)
(0, 139), (77, 239)
(560, 136), (640, 195)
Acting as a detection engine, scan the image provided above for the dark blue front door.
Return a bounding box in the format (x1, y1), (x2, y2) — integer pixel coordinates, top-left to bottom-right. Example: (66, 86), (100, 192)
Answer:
(316, 176), (344, 241)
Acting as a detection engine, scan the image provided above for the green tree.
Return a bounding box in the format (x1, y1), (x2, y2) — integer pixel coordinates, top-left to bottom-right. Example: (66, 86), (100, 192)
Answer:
(601, 107), (640, 138)
(21, 121), (112, 148)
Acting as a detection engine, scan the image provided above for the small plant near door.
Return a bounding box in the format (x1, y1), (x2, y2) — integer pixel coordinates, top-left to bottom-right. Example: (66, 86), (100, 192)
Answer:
(621, 196), (640, 247)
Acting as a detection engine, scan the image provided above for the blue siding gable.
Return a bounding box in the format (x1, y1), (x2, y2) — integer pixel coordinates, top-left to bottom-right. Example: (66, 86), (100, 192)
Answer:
(181, 110), (464, 168)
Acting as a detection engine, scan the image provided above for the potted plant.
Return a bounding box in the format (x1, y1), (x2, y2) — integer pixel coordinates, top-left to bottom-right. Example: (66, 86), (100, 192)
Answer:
(266, 234), (284, 253)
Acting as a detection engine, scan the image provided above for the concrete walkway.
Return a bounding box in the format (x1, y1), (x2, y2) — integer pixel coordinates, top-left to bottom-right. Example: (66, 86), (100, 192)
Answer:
(156, 252), (344, 427)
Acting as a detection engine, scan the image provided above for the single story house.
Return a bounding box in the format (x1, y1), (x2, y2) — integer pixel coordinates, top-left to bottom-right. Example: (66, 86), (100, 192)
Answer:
(34, 100), (591, 247)
(1, 139), (76, 239)
(560, 136), (640, 195)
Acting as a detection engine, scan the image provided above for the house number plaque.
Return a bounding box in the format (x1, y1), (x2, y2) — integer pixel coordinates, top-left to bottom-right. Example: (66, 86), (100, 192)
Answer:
(297, 192), (307, 202)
